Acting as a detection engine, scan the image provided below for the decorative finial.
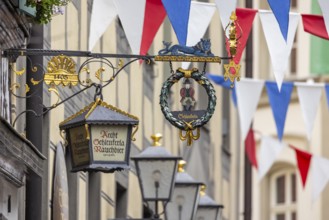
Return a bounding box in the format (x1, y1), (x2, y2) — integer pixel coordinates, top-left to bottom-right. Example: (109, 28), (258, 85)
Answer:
(230, 11), (237, 21)
(178, 160), (186, 173)
(200, 184), (206, 196)
(151, 133), (162, 146)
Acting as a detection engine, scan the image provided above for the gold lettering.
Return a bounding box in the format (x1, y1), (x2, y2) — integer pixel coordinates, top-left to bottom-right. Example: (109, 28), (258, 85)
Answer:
(178, 114), (198, 120)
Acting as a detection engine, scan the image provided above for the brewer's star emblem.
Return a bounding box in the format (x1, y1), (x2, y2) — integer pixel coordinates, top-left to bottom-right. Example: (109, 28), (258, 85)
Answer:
(224, 60), (241, 88)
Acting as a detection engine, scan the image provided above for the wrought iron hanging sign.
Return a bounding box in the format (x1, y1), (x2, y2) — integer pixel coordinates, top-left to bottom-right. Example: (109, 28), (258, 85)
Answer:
(156, 39), (218, 146)
(4, 10), (241, 150)
(156, 12), (241, 146)
(159, 66), (217, 146)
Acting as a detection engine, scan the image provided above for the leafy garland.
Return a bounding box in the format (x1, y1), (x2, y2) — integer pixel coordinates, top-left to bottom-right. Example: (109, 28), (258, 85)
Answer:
(26, 0), (69, 24)
(160, 69), (217, 131)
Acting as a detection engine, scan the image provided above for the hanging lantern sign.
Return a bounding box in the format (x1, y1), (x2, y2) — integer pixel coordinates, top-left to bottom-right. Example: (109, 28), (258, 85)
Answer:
(59, 98), (139, 172)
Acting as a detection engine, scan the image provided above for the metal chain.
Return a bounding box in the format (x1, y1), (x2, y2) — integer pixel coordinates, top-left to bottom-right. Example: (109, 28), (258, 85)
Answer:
(169, 61), (174, 74)
(202, 62), (207, 74)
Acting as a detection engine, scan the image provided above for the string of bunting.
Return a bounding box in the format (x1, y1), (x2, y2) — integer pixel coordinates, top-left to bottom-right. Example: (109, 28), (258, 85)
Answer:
(209, 74), (329, 202)
(88, 0), (329, 92)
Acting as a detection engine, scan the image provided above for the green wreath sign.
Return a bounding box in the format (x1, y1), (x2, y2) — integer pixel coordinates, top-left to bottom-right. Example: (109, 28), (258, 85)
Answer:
(160, 68), (217, 132)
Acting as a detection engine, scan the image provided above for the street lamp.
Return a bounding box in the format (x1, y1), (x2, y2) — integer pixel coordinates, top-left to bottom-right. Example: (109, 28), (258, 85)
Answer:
(195, 185), (224, 220)
(131, 133), (182, 219)
(165, 161), (203, 220)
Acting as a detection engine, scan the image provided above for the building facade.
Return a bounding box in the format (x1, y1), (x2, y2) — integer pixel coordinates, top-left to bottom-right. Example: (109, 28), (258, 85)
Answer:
(2, 0), (329, 220)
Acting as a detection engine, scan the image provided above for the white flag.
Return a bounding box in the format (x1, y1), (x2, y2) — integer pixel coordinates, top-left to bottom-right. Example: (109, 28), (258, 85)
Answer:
(89, 0), (117, 51)
(318, 0), (329, 37)
(312, 155), (329, 202)
(259, 10), (300, 91)
(215, 0), (237, 31)
(236, 78), (264, 141)
(295, 82), (324, 141)
(114, 0), (146, 54)
(258, 136), (286, 179)
(182, 2), (216, 69)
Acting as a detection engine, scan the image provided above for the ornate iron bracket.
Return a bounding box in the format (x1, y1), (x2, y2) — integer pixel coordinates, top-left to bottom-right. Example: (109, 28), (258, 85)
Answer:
(3, 43), (232, 128)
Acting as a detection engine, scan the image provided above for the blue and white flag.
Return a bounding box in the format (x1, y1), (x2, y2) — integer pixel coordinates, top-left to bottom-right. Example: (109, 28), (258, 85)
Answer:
(162, 0), (191, 45)
(265, 81), (293, 141)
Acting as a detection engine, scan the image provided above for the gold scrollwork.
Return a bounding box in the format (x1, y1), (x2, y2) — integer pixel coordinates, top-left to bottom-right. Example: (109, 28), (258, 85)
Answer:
(31, 78), (42, 85)
(85, 124), (90, 140)
(10, 83), (20, 91)
(131, 125), (139, 141)
(32, 66), (38, 72)
(95, 67), (106, 82)
(118, 59), (124, 69)
(79, 67), (92, 85)
(179, 128), (200, 146)
(25, 84), (30, 94)
(48, 87), (60, 107)
(10, 63), (26, 76)
(60, 130), (68, 146)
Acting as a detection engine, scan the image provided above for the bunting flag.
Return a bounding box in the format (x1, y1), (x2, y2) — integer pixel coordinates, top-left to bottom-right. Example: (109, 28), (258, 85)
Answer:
(302, 14), (329, 40)
(215, 0), (237, 30)
(291, 145), (312, 188)
(89, 0), (117, 51)
(265, 81), (293, 141)
(245, 128), (258, 169)
(207, 74), (237, 106)
(236, 78), (264, 141)
(267, 0), (291, 41)
(325, 84), (329, 107)
(53, 143), (69, 220)
(259, 11), (300, 91)
(182, 2), (216, 69)
(114, 0), (146, 54)
(140, 0), (167, 55)
(312, 155), (329, 201)
(318, 0), (329, 38)
(258, 136), (286, 179)
(295, 82), (324, 141)
(225, 8), (258, 64)
(162, 0), (191, 45)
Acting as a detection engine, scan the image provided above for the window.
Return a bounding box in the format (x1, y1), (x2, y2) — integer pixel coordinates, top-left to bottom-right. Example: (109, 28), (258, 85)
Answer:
(270, 171), (297, 220)
(288, 0), (298, 76)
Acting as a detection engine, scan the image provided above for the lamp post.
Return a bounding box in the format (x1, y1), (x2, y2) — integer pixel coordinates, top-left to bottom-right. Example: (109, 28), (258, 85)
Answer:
(165, 161), (203, 220)
(195, 185), (224, 220)
(131, 134), (182, 219)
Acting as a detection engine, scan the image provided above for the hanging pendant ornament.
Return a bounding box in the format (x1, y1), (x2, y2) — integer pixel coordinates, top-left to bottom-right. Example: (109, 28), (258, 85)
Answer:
(159, 64), (217, 146)
(224, 11), (242, 88)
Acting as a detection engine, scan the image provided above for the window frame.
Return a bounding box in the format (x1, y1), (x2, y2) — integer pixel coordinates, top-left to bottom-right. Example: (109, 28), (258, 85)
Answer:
(270, 169), (297, 220)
